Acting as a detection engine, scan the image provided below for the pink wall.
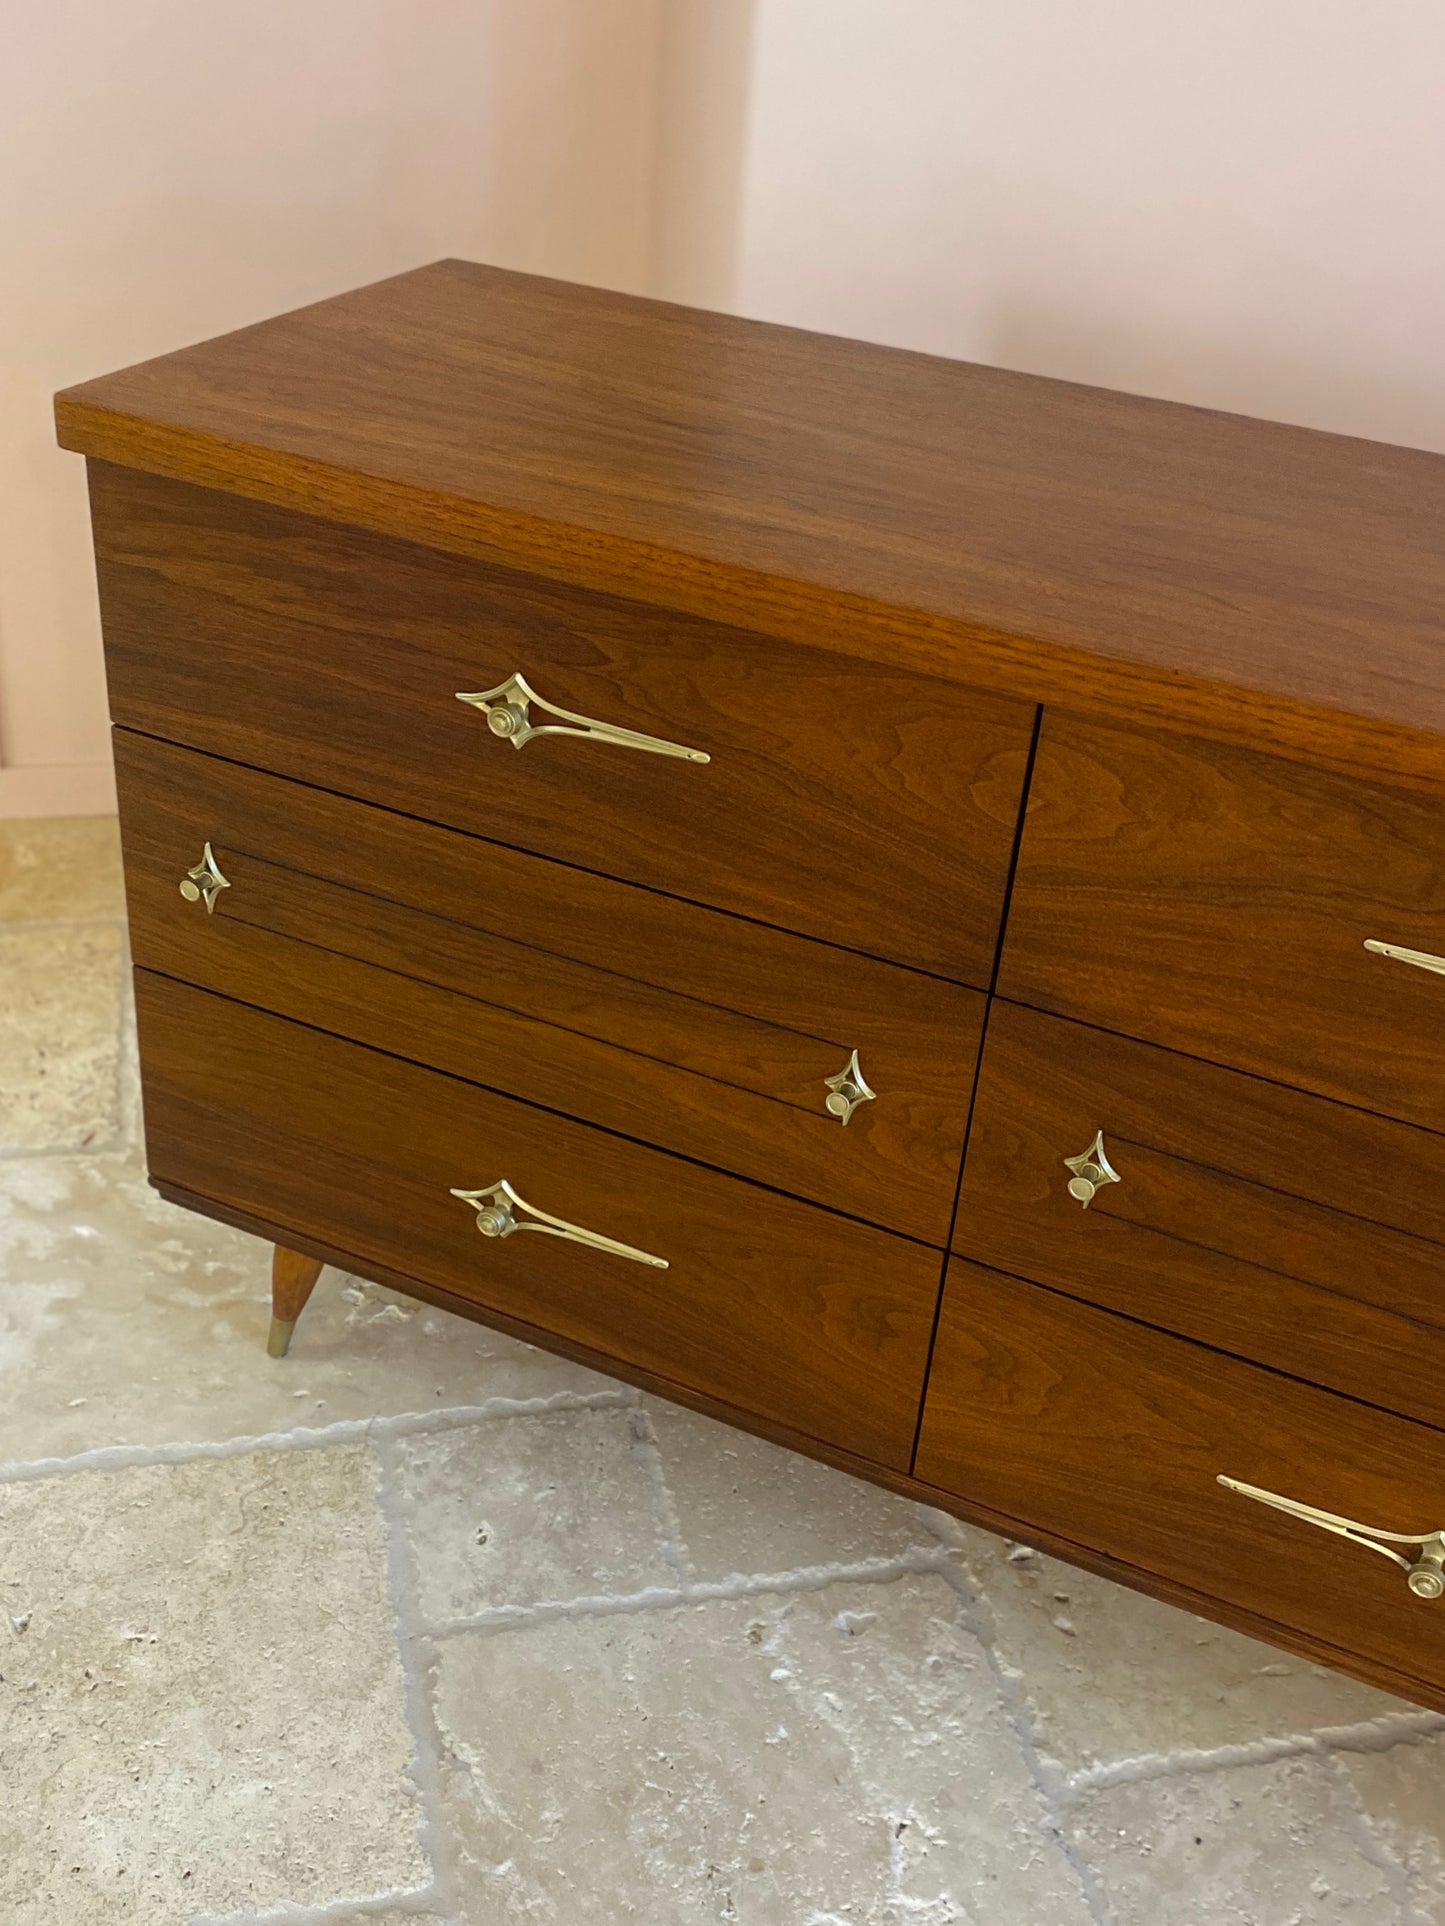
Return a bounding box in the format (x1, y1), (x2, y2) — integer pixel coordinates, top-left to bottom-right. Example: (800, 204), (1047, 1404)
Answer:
(7, 0), (1442, 813)
(0, 0), (661, 815)
(727, 1), (1445, 448)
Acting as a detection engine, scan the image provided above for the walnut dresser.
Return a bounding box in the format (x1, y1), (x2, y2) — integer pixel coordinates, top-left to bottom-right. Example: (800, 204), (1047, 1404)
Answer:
(55, 260), (1445, 1710)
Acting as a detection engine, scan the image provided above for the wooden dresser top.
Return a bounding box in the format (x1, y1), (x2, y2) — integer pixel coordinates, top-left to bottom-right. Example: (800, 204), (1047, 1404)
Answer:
(56, 258), (1445, 787)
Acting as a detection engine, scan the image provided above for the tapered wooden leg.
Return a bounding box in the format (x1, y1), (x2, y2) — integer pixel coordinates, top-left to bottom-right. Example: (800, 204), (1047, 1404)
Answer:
(268, 1245), (324, 1358)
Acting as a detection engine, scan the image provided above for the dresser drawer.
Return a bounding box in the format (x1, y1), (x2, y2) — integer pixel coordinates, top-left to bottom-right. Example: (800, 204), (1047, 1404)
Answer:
(93, 463), (1035, 983)
(917, 1262), (1445, 1697)
(1000, 713), (1445, 1130)
(135, 973), (942, 1467)
(116, 732), (979, 1245)
(953, 1000), (1445, 1426)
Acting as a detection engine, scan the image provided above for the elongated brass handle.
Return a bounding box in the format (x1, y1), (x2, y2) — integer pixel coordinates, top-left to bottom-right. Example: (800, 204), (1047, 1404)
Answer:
(456, 673), (710, 763)
(1364, 938), (1445, 979)
(1063, 1130), (1120, 1208)
(1219, 1476), (1445, 1600)
(449, 1177), (668, 1269)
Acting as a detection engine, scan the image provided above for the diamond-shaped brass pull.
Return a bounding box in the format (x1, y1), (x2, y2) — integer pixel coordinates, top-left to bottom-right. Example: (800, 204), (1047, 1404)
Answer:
(1062, 1129), (1120, 1208)
(823, 1049), (876, 1126)
(178, 843), (229, 914)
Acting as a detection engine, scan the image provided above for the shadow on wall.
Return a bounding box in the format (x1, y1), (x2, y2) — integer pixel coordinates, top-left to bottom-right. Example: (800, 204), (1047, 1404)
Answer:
(648, 0), (758, 311)
(980, 305), (1445, 454)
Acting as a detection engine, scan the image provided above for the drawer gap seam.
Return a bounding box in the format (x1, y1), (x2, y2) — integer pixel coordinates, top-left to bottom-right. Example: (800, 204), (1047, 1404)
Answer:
(909, 704), (1045, 1472)
(114, 722), (990, 990)
(948, 1256), (1445, 1438)
(133, 964), (948, 1252)
(991, 988), (1445, 1147)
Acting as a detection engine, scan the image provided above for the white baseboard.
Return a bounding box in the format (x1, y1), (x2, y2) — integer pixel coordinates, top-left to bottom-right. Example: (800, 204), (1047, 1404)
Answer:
(0, 761), (117, 818)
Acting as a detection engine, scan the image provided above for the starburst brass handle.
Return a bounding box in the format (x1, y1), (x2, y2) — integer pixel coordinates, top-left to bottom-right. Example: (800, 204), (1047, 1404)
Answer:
(179, 842), (229, 914)
(1219, 1477), (1445, 1601)
(449, 1178), (669, 1269)
(456, 673), (710, 763)
(1062, 1130), (1120, 1208)
(823, 1049), (876, 1126)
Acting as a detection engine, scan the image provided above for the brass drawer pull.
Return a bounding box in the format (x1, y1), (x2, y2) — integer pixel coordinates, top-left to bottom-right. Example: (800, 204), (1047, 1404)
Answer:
(179, 842), (230, 914)
(1364, 938), (1445, 979)
(823, 1049), (875, 1125)
(456, 672), (710, 763)
(449, 1177), (669, 1269)
(1063, 1129), (1120, 1208)
(1219, 1476), (1445, 1600)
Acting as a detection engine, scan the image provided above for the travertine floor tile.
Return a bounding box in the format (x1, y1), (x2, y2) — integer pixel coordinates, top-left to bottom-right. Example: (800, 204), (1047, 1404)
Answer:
(0, 815), (124, 924)
(1337, 1733), (1445, 1922)
(283, 1913), (452, 1925)
(0, 1446), (428, 1924)
(946, 1521), (1409, 1769)
(432, 1574), (1094, 1924)
(1065, 1756), (1398, 1923)
(0, 1152), (619, 1463)
(0, 924), (124, 1152)
(646, 1396), (934, 1579)
(396, 1405), (673, 1622)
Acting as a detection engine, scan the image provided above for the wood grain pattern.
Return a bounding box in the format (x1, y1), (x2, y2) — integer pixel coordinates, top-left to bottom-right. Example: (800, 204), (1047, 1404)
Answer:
(115, 730), (980, 1243)
(56, 260), (1445, 789)
(1000, 713), (1445, 1129)
(271, 1245), (323, 1324)
(93, 464), (1033, 982)
(135, 971), (944, 1468)
(954, 1000), (1445, 1426)
(917, 1260), (1445, 1693)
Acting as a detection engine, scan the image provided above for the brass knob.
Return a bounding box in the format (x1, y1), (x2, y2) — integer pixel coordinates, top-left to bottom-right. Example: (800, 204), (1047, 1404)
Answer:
(473, 1202), (514, 1238)
(822, 1049), (876, 1126)
(178, 842), (230, 915)
(1408, 1561), (1445, 1600)
(486, 701), (528, 740)
(1062, 1130), (1120, 1208)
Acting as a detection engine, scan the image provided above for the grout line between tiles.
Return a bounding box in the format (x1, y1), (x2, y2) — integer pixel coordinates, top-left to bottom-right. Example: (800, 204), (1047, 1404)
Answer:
(423, 1546), (953, 1641)
(917, 1513), (1111, 1924)
(368, 1429), (467, 1924)
(0, 912), (130, 936)
(0, 1135), (134, 1165)
(1318, 1746), (1433, 1926)
(625, 1399), (692, 1589)
(1059, 1709), (1445, 1802)
(189, 1886), (453, 1926)
(0, 1386), (636, 1486)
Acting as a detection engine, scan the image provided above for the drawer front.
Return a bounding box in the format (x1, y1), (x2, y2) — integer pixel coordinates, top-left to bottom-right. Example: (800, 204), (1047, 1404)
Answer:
(917, 1262), (1445, 1694)
(999, 713), (1445, 1131)
(136, 973), (942, 1467)
(93, 463), (1035, 983)
(116, 732), (980, 1245)
(954, 1000), (1445, 1426)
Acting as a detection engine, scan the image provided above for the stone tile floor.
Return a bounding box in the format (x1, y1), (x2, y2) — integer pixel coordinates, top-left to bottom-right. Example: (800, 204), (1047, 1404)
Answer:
(1, 814), (1443, 1924)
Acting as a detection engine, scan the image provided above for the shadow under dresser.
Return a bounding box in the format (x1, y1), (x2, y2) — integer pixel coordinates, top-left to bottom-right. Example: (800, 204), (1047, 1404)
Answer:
(56, 259), (1445, 1711)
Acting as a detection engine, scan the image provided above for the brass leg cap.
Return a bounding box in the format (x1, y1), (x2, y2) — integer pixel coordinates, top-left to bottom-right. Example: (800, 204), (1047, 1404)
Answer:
(267, 1316), (297, 1359)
